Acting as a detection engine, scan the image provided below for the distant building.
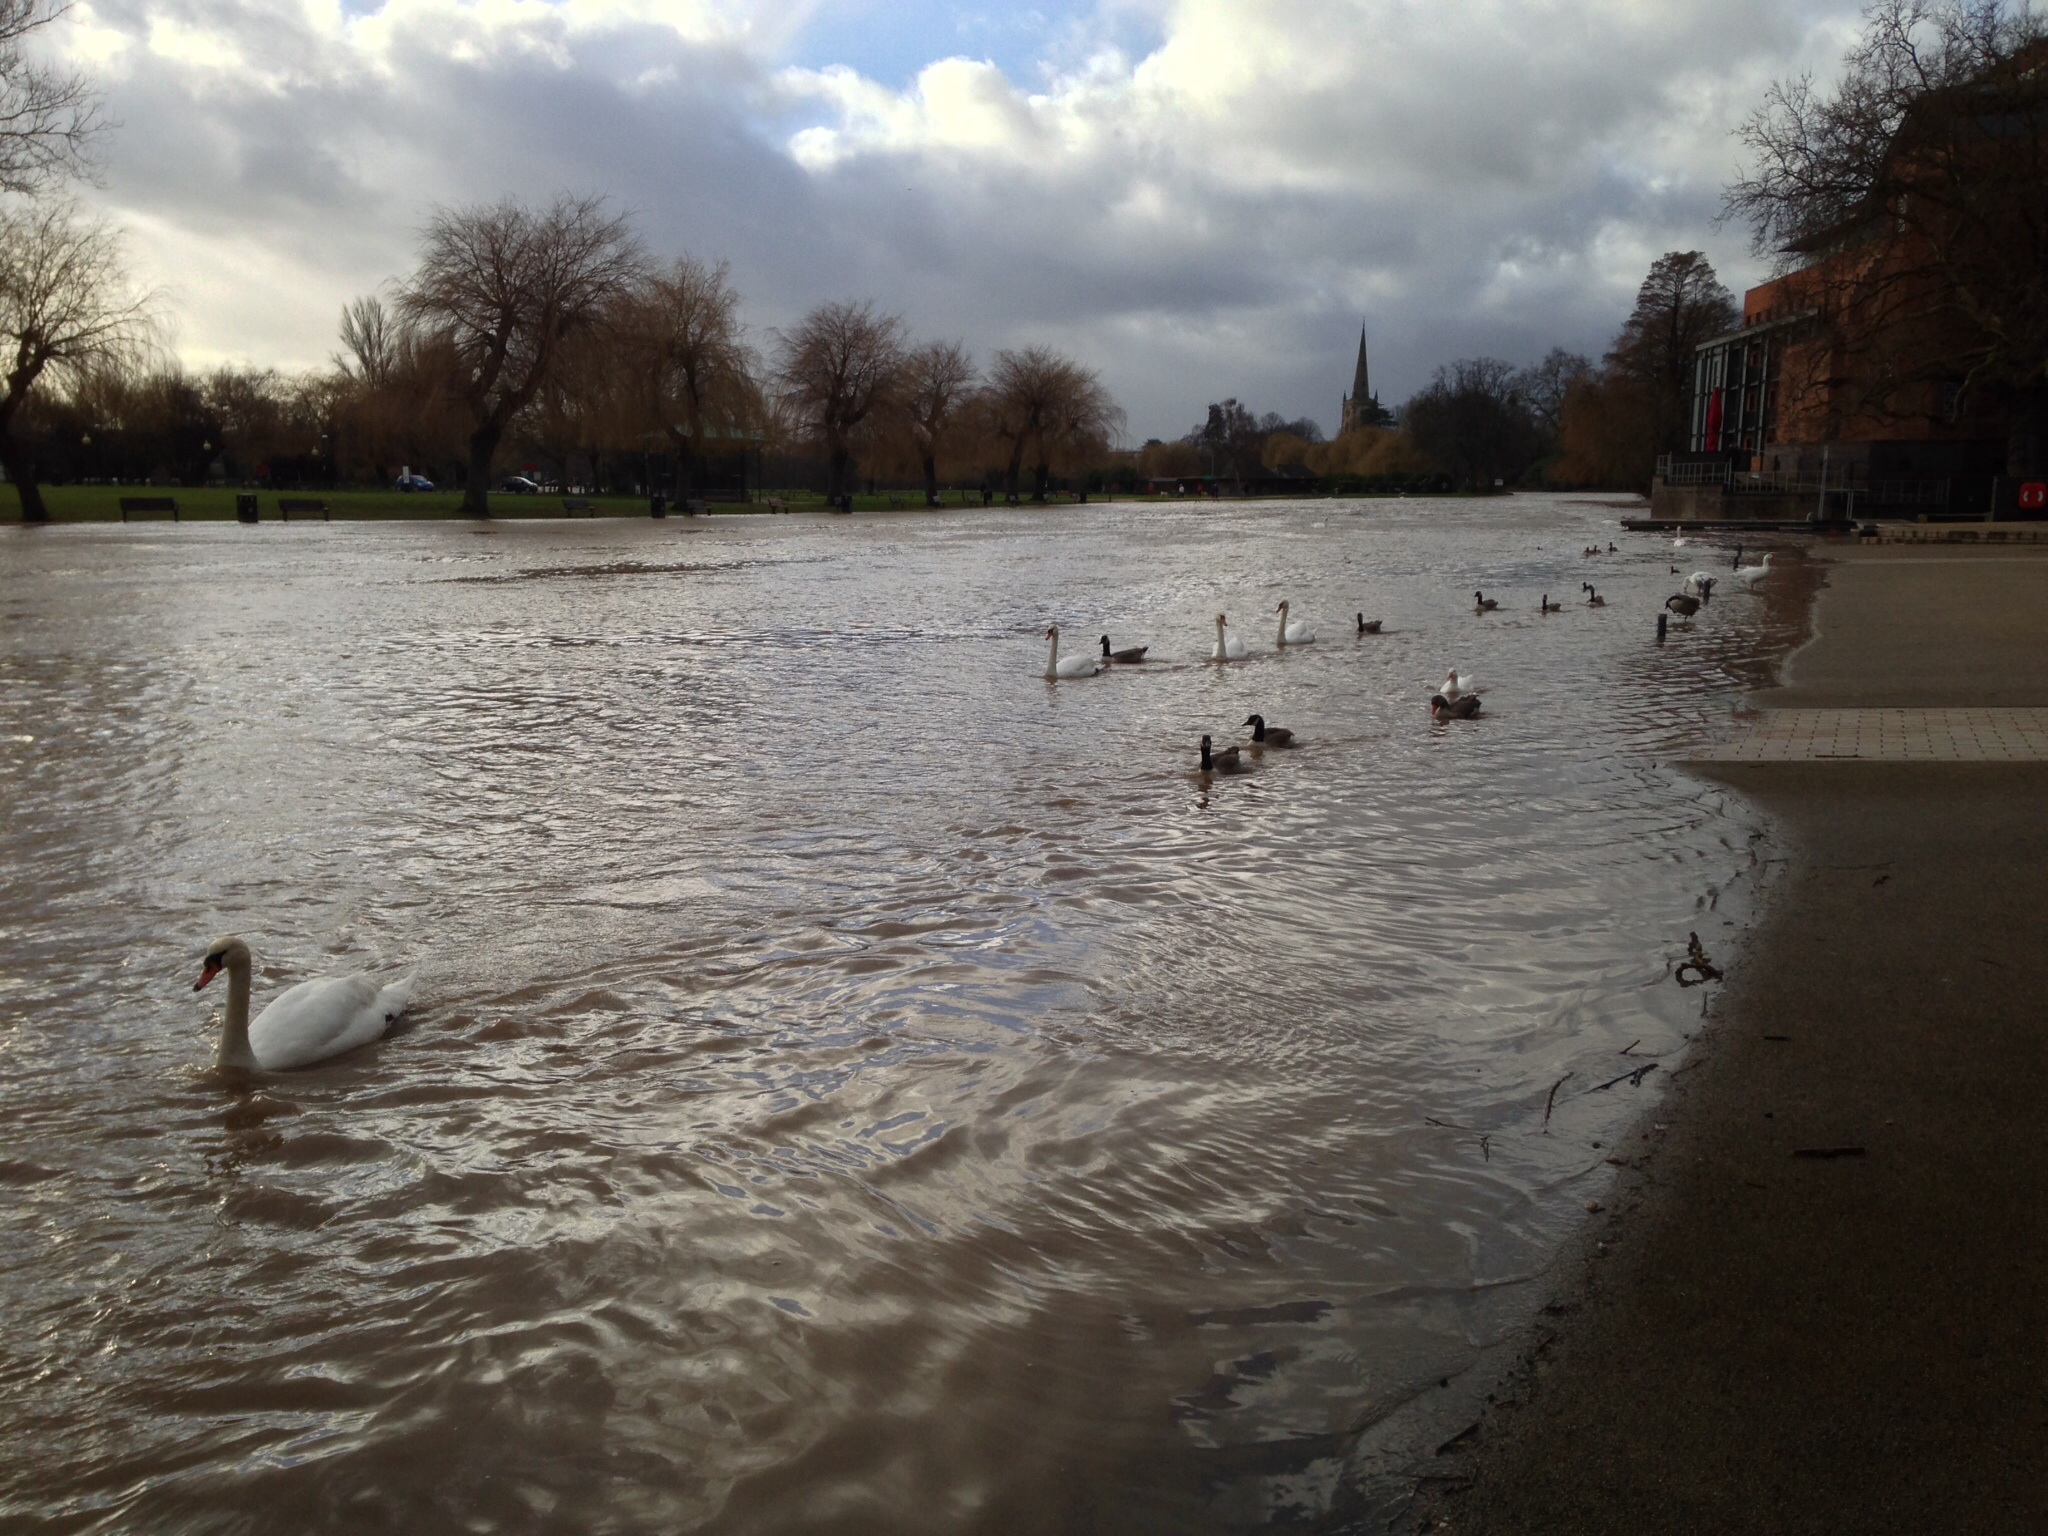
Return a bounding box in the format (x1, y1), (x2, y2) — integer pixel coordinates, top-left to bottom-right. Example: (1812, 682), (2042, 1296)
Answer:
(1339, 325), (1392, 434)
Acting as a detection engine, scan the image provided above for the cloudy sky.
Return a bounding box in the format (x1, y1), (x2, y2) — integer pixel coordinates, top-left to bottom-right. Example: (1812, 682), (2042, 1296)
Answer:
(58, 0), (1868, 440)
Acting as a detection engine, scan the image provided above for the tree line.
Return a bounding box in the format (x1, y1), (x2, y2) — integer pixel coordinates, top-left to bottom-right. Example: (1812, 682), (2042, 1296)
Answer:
(1, 183), (1128, 518)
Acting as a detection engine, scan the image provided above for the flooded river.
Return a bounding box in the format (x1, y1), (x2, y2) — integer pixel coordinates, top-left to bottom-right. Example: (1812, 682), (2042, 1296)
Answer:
(0, 497), (1811, 1532)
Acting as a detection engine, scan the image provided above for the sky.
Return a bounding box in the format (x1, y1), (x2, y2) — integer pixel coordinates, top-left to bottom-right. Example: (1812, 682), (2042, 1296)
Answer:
(54, 0), (1871, 441)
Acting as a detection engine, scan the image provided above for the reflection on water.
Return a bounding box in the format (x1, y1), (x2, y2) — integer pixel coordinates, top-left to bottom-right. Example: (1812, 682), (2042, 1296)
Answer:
(0, 498), (1814, 1531)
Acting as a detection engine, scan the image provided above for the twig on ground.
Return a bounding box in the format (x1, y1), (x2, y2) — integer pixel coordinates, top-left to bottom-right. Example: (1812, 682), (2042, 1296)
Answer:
(1592, 1063), (1660, 1092)
(1542, 1072), (1573, 1132)
(1620, 1039), (1642, 1055)
(1793, 1146), (1866, 1159)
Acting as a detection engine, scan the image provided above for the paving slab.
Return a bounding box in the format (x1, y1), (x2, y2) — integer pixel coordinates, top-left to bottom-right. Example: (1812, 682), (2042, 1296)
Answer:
(1694, 706), (2048, 762)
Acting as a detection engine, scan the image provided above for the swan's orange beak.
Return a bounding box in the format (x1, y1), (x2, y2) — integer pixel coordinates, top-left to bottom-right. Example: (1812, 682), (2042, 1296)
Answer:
(195, 960), (222, 992)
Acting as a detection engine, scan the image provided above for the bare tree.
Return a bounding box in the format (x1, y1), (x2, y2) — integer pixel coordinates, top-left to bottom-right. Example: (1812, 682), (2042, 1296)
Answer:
(0, 0), (100, 195)
(0, 201), (151, 519)
(774, 300), (905, 500)
(1605, 253), (1738, 432)
(622, 256), (758, 495)
(899, 339), (976, 505)
(335, 295), (403, 390)
(1725, 0), (2048, 475)
(396, 196), (643, 515)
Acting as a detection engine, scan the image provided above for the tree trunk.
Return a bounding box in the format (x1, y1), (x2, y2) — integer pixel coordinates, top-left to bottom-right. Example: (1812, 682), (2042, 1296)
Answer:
(0, 429), (46, 522)
(2009, 384), (2048, 481)
(921, 452), (939, 507)
(1003, 437), (1026, 502)
(826, 443), (851, 502)
(1031, 460), (1051, 502)
(464, 423), (500, 516)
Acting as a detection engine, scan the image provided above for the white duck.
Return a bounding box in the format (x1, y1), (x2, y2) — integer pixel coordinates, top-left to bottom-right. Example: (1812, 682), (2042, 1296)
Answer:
(1685, 571), (1718, 599)
(1044, 624), (1105, 678)
(1275, 600), (1316, 647)
(1733, 553), (1775, 588)
(1211, 613), (1249, 661)
(1440, 667), (1479, 700)
(196, 936), (413, 1070)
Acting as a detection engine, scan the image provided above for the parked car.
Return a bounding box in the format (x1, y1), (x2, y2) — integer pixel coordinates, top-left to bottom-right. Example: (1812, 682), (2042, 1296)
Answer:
(500, 475), (541, 494)
(395, 472), (434, 492)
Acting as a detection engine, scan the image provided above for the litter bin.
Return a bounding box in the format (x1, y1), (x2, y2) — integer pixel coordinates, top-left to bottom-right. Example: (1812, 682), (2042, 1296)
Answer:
(235, 493), (258, 524)
(650, 492), (666, 519)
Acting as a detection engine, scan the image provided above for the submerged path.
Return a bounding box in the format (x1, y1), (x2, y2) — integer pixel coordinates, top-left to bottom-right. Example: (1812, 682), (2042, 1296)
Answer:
(1409, 545), (2048, 1535)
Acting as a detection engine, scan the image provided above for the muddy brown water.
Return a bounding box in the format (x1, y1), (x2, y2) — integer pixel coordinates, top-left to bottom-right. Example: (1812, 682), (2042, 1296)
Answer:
(0, 499), (1812, 1532)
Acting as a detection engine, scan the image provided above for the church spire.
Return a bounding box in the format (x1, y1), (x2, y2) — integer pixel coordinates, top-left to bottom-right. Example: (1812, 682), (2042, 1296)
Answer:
(1350, 324), (1371, 407)
(1340, 321), (1386, 434)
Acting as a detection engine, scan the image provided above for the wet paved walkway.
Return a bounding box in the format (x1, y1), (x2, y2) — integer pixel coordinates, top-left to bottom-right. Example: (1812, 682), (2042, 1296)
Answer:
(1695, 707), (2048, 762)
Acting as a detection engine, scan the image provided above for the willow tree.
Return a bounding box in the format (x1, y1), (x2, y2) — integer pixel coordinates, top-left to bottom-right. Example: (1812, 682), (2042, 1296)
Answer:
(622, 257), (758, 495)
(0, 202), (151, 520)
(396, 196), (643, 515)
(773, 300), (904, 500)
(899, 340), (976, 505)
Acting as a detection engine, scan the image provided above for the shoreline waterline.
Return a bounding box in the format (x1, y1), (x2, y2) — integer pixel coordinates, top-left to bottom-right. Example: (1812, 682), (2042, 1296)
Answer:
(1408, 545), (2048, 1533)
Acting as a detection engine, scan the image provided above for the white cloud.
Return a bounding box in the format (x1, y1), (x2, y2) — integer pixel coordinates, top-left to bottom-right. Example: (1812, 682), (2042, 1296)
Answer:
(66, 0), (1869, 437)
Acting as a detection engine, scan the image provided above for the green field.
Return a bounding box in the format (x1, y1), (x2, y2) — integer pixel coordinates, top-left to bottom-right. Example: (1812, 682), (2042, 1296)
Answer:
(0, 486), (1094, 522)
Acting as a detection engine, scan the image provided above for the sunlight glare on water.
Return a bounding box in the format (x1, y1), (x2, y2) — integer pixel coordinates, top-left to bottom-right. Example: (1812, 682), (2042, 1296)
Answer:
(0, 497), (1814, 1532)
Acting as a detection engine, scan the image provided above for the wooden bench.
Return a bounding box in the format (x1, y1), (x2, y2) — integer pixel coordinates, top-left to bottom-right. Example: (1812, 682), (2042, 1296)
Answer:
(119, 496), (179, 522)
(278, 497), (328, 521)
(562, 497), (592, 516)
(762, 496), (789, 513)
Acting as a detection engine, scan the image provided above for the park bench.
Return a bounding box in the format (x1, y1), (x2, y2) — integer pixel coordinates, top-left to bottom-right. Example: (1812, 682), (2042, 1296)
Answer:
(119, 496), (178, 521)
(562, 497), (592, 516)
(762, 496), (789, 513)
(278, 498), (329, 521)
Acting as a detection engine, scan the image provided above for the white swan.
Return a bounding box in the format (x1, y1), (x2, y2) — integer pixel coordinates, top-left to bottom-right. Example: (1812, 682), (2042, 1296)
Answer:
(1733, 553), (1775, 587)
(1211, 613), (1249, 661)
(1044, 624), (1105, 678)
(1685, 571), (1718, 598)
(1275, 600), (1316, 646)
(196, 936), (413, 1070)
(1672, 531), (1689, 549)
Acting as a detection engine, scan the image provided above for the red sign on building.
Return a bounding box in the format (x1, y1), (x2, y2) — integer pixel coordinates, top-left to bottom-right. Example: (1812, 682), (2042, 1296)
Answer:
(2019, 482), (2047, 511)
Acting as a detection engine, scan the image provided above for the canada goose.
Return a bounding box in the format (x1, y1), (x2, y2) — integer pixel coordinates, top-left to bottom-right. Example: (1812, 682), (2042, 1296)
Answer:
(1583, 585), (1606, 607)
(1199, 734), (1247, 773)
(1665, 593), (1702, 617)
(1100, 634), (1149, 663)
(1540, 594), (1561, 613)
(1473, 590), (1499, 612)
(1431, 692), (1482, 720)
(1044, 625), (1106, 678)
(195, 936), (414, 1071)
(1244, 714), (1294, 747)
(1356, 613), (1382, 634)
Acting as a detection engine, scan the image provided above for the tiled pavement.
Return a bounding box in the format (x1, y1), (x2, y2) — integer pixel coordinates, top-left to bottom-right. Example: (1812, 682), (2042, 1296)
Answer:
(1692, 707), (2048, 762)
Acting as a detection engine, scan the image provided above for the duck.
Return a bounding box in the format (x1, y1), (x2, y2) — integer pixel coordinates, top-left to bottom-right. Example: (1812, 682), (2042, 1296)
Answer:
(1431, 692), (1482, 720)
(1539, 594), (1561, 613)
(1100, 634), (1149, 663)
(195, 936), (413, 1071)
(1356, 613), (1382, 634)
(1199, 734), (1247, 773)
(1473, 590), (1499, 612)
(1244, 713), (1295, 747)
(1045, 624), (1106, 678)
(1665, 592), (1702, 617)
(1732, 553), (1775, 588)
(1583, 584), (1606, 607)
(1211, 613), (1249, 661)
(1276, 600), (1316, 646)
(1441, 667), (1478, 700)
